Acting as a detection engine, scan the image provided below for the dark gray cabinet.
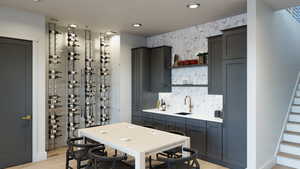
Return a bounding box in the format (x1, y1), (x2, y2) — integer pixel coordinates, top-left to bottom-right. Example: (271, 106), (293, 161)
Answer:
(150, 46), (172, 92)
(131, 48), (158, 125)
(166, 116), (186, 134)
(152, 113), (167, 131)
(222, 26), (247, 60)
(186, 119), (207, 157)
(208, 35), (223, 95)
(206, 122), (223, 161)
(222, 58), (247, 169)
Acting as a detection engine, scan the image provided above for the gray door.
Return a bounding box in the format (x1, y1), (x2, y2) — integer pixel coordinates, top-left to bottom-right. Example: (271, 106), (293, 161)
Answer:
(0, 37), (32, 168)
(222, 58), (247, 169)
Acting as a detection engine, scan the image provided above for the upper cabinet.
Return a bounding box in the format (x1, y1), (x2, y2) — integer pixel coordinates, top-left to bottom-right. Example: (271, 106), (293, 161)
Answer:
(208, 35), (223, 95)
(150, 46), (172, 92)
(222, 26), (247, 60)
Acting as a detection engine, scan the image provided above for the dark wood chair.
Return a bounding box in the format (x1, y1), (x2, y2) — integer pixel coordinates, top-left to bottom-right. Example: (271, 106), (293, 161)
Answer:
(155, 148), (200, 169)
(156, 130), (185, 159)
(88, 147), (132, 169)
(66, 137), (105, 169)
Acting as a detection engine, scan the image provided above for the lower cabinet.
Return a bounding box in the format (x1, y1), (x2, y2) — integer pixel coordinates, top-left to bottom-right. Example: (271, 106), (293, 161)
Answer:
(186, 119), (207, 157)
(206, 122), (223, 161)
(140, 111), (224, 166)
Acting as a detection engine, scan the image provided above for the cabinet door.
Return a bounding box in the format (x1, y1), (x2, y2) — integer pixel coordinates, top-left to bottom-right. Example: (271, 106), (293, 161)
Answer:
(186, 119), (207, 157)
(166, 116), (186, 135)
(222, 59), (247, 168)
(131, 49), (140, 120)
(150, 46), (172, 92)
(152, 113), (167, 131)
(223, 26), (247, 60)
(207, 122), (223, 161)
(208, 35), (223, 95)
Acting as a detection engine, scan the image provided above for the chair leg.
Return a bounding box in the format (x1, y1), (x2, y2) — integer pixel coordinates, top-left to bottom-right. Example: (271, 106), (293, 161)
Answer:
(149, 156), (153, 169)
(77, 160), (81, 169)
(66, 152), (70, 169)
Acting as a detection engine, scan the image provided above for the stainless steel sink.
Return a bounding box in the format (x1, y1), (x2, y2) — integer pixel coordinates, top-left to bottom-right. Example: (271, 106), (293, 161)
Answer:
(175, 112), (192, 115)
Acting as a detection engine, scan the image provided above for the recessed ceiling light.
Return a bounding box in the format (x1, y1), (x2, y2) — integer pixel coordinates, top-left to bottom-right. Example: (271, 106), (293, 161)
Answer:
(69, 24), (77, 28)
(187, 3), (200, 9)
(33, 0), (41, 2)
(105, 31), (117, 35)
(132, 23), (142, 28)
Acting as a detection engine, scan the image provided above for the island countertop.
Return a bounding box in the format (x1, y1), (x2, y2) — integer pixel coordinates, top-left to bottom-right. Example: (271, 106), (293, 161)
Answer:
(142, 108), (223, 123)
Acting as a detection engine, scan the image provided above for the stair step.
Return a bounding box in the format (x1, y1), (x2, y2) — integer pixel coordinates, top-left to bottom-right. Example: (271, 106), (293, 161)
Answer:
(292, 105), (300, 113)
(289, 113), (300, 123)
(277, 152), (300, 168)
(287, 122), (300, 132)
(283, 131), (300, 143)
(280, 141), (300, 156)
(295, 98), (300, 105)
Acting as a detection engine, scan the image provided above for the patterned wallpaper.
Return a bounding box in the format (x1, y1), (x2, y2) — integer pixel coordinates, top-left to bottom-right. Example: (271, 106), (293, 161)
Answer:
(146, 13), (247, 117)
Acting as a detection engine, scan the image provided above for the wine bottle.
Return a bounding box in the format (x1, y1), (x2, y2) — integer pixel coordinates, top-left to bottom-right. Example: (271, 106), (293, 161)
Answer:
(68, 94), (78, 98)
(85, 58), (94, 62)
(100, 68), (109, 72)
(85, 67), (94, 71)
(100, 72), (110, 76)
(49, 104), (62, 109)
(49, 114), (63, 119)
(49, 55), (60, 59)
(68, 108), (79, 112)
(49, 95), (61, 99)
(68, 32), (77, 38)
(49, 119), (59, 124)
(68, 52), (79, 56)
(100, 97), (109, 101)
(68, 70), (77, 75)
(68, 103), (79, 109)
(100, 59), (110, 64)
(49, 59), (61, 64)
(68, 56), (80, 61)
(49, 30), (61, 34)
(68, 112), (80, 117)
(68, 84), (80, 89)
(49, 70), (62, 74)
(49, 124), (60, 129)
(100, 106), (109, 109)
(49, 75), (62, 79)
(49, 129), (62, 134)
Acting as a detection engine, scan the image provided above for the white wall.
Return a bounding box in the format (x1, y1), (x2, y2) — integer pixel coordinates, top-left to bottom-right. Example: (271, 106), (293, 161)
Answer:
(110, 33), (146, 123)
(248, 1), (300, 168)
(0, 7), (47, 162)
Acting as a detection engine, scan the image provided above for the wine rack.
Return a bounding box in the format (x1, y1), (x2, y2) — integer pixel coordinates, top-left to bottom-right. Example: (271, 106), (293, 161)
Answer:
(47, 23), (113, 150)
(99, 34), (111, 125)
(66, 26), (81, 138)
(48, 23), (63, 149)
(84, 30), (96, 127)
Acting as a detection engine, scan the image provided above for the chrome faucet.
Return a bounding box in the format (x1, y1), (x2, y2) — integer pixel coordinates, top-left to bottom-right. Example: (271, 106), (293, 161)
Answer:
(184, 96), (192, 113)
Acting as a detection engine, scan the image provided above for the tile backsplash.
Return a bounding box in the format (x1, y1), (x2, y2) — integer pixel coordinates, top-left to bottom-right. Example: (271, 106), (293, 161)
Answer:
(146, 13), (247, 117)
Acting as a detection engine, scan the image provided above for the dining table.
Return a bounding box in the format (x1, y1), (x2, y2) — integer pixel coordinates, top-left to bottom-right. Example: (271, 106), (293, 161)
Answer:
(78, 122), (190, 169)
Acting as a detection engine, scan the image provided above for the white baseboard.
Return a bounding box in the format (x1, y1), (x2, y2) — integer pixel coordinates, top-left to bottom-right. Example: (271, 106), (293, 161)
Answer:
(33, 151), (47, 162)
(259, 157), (276, 169)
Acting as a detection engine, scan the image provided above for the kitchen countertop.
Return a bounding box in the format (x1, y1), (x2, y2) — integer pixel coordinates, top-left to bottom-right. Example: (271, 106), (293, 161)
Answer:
(142, 108), (223, 123)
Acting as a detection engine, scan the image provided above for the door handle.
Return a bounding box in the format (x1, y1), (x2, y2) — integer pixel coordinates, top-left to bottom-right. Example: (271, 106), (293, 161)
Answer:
(21, 115), (32, 120)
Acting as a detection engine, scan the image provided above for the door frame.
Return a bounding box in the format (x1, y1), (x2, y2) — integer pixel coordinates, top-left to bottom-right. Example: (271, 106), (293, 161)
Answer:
(0, 34), (47, 162)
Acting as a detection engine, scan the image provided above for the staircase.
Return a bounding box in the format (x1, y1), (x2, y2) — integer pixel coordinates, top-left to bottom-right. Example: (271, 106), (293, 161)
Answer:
(277, 76), (300, 168)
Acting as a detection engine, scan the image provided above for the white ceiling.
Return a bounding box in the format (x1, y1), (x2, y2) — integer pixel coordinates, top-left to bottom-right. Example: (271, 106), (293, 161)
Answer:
(0, 0), (246, 36)
(264, 0), (300, 10)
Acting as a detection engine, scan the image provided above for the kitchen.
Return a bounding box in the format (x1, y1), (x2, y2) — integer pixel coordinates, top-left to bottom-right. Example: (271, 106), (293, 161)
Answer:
(131, 15), (247, 169)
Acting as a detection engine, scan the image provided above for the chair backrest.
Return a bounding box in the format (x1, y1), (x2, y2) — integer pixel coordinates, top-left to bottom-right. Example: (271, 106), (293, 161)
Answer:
(89, 147), (127, 169)
(157, 148), (200, 169)
(67, 137), (102, 155)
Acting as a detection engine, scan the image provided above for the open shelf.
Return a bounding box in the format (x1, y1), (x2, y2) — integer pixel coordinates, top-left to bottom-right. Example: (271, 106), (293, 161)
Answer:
(172, 64), (208, 69)
(172, 84), (208, 87)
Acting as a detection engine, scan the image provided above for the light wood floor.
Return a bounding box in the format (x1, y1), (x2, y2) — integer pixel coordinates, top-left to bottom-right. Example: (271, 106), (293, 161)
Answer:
(6, 147), (293, 169)
(7, 147), (228, 169)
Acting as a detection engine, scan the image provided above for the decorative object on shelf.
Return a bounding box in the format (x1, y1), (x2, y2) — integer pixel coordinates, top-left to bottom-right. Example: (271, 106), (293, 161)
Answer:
(173, 54), (180, 67)
(197, 52), (208, 65)
(48, 23), (63, 149)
